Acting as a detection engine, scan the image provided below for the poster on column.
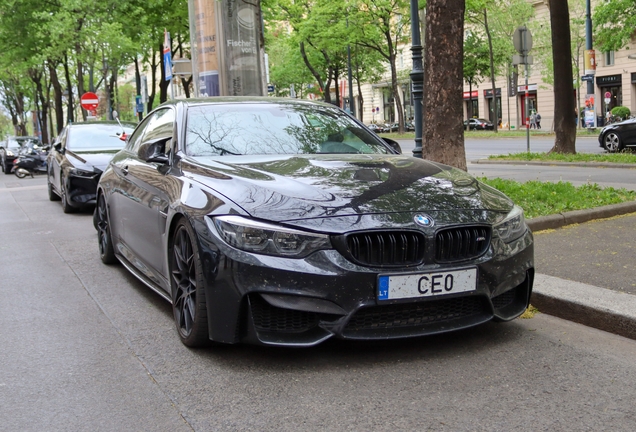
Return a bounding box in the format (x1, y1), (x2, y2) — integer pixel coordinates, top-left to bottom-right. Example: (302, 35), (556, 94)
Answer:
(584, 94), (596, 128)
(192, 0), (220, 96)
(220, 0), (263, 96)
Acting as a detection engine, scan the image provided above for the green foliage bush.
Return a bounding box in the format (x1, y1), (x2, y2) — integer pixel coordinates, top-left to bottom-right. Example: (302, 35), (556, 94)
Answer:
(611, 106), (631, 119)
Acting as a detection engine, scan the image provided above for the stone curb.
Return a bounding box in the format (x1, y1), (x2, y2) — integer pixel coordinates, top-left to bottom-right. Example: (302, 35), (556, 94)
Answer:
(532, 274), (636, 341)
(470, 159), (636, 169)
(526, 201), (636, 231)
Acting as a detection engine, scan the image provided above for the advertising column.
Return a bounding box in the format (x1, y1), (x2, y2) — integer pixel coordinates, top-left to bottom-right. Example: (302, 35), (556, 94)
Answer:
(218, 0), (264, 96)
(188, 0), (220, 97)
(584, 49), (596, 127)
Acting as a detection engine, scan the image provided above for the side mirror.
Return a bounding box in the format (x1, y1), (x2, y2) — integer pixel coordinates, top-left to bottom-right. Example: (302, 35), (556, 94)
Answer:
(146, 154), (170, 164)
(382, 137), (402, 154)
(54, 142), (63, 153)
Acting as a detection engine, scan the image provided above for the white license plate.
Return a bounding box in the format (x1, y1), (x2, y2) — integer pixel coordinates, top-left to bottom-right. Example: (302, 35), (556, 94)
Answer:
(377, 268), (477, 301)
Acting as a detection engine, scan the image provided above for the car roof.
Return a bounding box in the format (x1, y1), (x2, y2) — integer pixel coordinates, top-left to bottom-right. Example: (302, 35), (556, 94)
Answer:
(157, 96), (337, 110)
(67, 120), (137, 128)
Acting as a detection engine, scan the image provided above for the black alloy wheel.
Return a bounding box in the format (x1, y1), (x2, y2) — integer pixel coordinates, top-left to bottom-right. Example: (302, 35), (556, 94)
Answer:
(60, 176), (76, 213)
(170, 219), (211, 347)
(96, 194), (117, 264)
(47, 175), (60, 201)
(603, 132), (622, 153)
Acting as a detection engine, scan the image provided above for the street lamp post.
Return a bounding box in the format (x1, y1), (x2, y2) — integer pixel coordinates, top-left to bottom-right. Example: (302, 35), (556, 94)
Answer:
(410, 0), (423, 158)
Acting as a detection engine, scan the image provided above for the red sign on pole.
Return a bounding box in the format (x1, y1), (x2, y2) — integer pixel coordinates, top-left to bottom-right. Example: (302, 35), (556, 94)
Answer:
(80, 92), (99, 111)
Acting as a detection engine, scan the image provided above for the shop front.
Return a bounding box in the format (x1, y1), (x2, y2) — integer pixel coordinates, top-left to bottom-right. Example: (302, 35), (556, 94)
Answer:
(517, 84), (537, 126)
(596, 74), (622, 119)
(484, 88), (502, 125)
(463, 90), (479, 119)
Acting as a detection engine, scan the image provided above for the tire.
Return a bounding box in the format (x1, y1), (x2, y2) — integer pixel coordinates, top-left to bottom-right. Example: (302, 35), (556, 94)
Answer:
(169, 219), (211, 347)
(95, 194), (117, 264)
(47, 175), (61, 201)
(603, 132), (622, 153)
(60, 177), (76, 213)
(4, 160), (12, 175)
(14, 169), (27, 178)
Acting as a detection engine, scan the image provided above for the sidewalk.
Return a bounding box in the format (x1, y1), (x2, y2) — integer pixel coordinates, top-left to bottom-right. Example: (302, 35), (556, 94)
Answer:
(527, 194), (636, 340)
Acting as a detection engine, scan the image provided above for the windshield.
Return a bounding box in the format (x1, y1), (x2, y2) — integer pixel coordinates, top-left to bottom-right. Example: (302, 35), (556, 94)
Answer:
(67, 124), (135, 151)
(7, 137), (40, 150)
(185, 103), (391, 157)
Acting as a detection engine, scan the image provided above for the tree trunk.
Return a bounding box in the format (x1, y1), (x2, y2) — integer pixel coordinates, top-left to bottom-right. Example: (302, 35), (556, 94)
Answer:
(386, 34), (404, 134)
(299, 42), (329, 103)
(76, 42), (86, 121)
(424, 0), (467, 170)
(48, 61), (64, 134)
(134, 57), (143, 121)
(63, 53), (74, 123)
(483, 9), (498, 133)
(159, 41), (170, 103)
(148, 50), (158, 112)
(548, 0), (576, 153)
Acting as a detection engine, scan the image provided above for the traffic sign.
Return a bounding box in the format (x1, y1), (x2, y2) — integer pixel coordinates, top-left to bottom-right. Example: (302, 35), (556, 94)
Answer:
(80, 92), (99, 111)
(604, 91), (611, 99)
(513, 26), (533, 54)
(581, 75), (594, 82)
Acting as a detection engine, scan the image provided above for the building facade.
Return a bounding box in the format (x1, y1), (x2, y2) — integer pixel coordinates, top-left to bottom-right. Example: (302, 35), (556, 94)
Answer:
(352, 1), (636, 131)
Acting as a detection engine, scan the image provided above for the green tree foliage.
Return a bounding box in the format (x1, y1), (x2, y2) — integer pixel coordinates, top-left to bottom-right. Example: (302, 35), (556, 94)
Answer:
(463, 32), (490, 122)
(349, 0), (412, 132)
(593, 0), (636, 52)
(466, 0), (533, 132)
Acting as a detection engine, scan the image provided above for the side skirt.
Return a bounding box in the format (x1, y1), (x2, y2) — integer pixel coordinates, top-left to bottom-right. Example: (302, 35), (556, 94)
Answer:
(116, 253), (172, 303)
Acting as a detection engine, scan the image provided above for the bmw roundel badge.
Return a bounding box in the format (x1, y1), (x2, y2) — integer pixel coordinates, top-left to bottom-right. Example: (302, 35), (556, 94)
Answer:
(414, 214), (434, 227)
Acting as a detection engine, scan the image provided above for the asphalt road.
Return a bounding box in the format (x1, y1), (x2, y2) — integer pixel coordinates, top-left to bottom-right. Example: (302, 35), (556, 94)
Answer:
(2, 159), (636, 431)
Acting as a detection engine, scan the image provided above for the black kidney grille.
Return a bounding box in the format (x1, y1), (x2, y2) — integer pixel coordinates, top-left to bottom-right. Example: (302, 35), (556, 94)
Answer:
(436, 226), (491, 262)
(346, 296), (486, 331)
(346, 231), (425, 266)
(250, 295), (318, 333)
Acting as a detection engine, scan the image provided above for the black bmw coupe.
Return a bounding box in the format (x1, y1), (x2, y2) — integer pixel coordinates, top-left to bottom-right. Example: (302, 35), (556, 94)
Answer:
(95, 98), (534, 347)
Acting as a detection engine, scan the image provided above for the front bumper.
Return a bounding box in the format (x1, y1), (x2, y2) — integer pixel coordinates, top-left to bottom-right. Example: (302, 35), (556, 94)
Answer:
(67, 172), (101, 207)
(198, 223), (534, 347)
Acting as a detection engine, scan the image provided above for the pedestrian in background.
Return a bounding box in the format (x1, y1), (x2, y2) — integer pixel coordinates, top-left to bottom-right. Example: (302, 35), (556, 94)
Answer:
(530, 112), (537, 129)
(536, 112), (542, 129)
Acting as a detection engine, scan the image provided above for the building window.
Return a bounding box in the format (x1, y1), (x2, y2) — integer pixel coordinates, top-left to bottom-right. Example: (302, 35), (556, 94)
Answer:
(604, 51), (615, 66)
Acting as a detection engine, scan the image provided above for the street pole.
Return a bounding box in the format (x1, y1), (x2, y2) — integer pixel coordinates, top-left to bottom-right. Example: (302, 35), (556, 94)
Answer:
(410, 0), (423, 158)
(585, 0), (595, 126)
(525, 65), (530, 153)
(346, 15), (355, 117)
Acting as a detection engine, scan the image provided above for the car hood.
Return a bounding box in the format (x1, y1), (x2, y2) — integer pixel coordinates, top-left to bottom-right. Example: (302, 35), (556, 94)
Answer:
(183, 154), (513, 223)
(66, 149), (121, 172)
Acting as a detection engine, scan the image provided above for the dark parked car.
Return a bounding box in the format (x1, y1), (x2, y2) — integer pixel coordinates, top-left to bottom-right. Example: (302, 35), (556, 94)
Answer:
(1, 136), (41, 174)
(464, 118), (495, 131)
(598, 118), (636, 152)
(94, 97), (534, 348)
(367, 123), (383, 133)
(47, 121), (135, 213)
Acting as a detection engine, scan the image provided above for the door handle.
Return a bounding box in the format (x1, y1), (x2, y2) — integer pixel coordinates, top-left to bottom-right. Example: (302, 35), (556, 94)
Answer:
(122, 165), (129, 176)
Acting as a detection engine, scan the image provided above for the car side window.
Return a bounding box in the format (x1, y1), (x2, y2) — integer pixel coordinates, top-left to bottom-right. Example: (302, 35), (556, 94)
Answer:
(137, 108), (175, 161)
(127, 115), (154, 154)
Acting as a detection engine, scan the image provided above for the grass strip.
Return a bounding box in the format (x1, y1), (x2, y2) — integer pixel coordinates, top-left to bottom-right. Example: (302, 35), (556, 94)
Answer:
(479, 178), (636, 219)
(487, 151), (636, 164)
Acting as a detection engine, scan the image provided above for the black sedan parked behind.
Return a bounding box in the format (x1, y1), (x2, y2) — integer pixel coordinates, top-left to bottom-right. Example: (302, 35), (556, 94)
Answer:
(48, 121), (135, 213)
(95, 98), (534, 348)
(464, 118), (495, 131)
(598, 118), (636, 152)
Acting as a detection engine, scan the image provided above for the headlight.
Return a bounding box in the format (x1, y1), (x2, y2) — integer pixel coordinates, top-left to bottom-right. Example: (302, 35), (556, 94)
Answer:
(69, 167), (95, 177)
(213, 215), (331, 258)
(6, 150), (14, 156)
(493, 205), (527, 242)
